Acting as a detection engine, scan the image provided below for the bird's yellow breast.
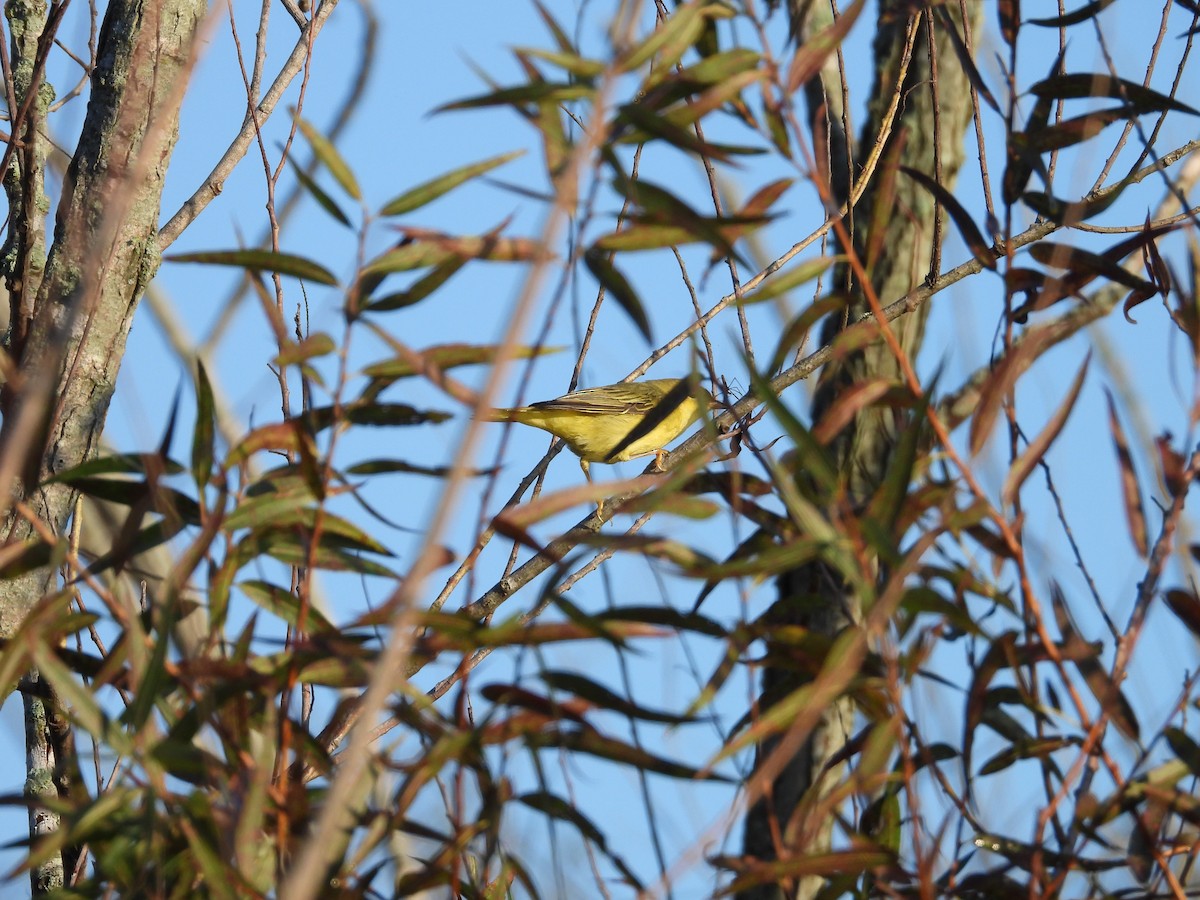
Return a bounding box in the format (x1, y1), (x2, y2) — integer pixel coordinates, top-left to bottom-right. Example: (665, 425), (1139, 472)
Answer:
(508, 396), (703, 463)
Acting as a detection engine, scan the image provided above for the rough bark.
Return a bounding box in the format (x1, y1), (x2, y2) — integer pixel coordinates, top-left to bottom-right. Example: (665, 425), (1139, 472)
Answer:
(0, 1), (205, 891)
(740, 4), (982, 898)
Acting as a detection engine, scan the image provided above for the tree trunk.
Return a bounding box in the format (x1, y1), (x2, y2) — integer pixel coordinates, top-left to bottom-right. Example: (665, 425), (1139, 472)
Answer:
(740, 4), (982, 898)
(0, 1), (205, 891)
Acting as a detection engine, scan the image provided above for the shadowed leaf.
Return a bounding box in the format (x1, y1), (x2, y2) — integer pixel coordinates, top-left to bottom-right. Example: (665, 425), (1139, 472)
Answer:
(166, 249), (337, 286)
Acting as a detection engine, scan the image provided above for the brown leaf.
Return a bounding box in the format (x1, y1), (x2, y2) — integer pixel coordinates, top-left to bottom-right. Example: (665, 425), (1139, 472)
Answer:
(1105, 391), (1148, 556)
(812, 378), (896, 445)
(997, 0), (1020, 45)
(1164, 588), (1200, 639)
(1001, 354), (1089, 507)
(785, 0), (865, 93)
(1156, 433), (1188, 495)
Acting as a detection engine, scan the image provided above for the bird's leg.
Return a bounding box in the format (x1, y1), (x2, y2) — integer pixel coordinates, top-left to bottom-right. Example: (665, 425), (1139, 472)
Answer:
(580, 458), (604, 517)
(652, 449), (668, 471)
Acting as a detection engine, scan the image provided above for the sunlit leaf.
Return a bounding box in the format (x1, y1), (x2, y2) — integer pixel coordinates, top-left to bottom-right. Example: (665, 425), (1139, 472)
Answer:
(239, 580), (334, 631)
(273, 333), (336, 368)
(296, 116), (362, 199)
(380, 150), (525, 216)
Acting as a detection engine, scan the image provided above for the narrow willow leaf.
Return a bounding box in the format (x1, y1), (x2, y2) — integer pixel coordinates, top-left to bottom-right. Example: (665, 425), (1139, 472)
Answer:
(516, 47), (604, 79)
(516, 792), (644, 889)
(82, 518), (187, 580)
(166, 250), (338, 286)
(286, 155), (352, 227)
(58, 477), (202, 526)
(1001, 354), (1089, 506)
(618, 0), (708, 73)
(1165, 727), (1200, 776)
(380, 150), (524, 216)
(1164, 588), (1200, 638)
(363, 233), (550, 274)
(226, 421), (318, 469)
(43, 453), (184, 483)
(192, 361), (215, 492)
(273, 333), (337, 368)
(541, 670), (697, 724)
(1028, 72), (1199, 115)
(296, 116), (362, 200)
(303, 402), (452, 432)
(932, 5), (999, 112)
(436, 82), (593, 112)
(583, 247), (651, 342)
(239, 580), (334, 631)
(0, 539), (59, 580)
(1028, 0), (1117, 26)
(786, 0), (865, 92)
(901, 166), (995, 269)
(997, 0), (1019, 45)
(1105, 390), (1148, 556)
(362, 343), (560, 380)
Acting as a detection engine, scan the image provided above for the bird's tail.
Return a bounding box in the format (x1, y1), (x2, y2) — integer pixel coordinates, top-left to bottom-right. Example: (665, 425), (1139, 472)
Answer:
(477, 407), (522, 423)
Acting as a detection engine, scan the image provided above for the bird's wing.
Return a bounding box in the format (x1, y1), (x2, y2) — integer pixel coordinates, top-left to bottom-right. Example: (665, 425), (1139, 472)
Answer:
(532, 384), (661, 415)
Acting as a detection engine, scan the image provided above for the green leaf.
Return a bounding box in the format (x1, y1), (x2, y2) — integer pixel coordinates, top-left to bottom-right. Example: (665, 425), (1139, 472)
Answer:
(540, 670), (698, 724)
(436, 82), (594, 112)
(516, 792), (644, 889)
(303, 402), (452, 432)
(166, 250), (338, 286)
(380, 150), (525, 216)
(286, 154), (352, 226)
(273, 333), (336, 368)
(296, 116), (362, 199)
(594, 605), (726, 637)
(619, 0), (730, 73)
(583, 247), (651, 342)
(361, 343), (560, 380)
(229, 503), (392, 557)
(361, 259), (466, 312)
(516, 47), (605, 79)
(239, 580), (334, 631)
(43, 453), (184, 484)
(0, 539), (63, 581)
(531, 725), (731, 781)
(58, 477), (202, 526)
(82, 517), (188, 579)
(192, 360), (216, 492)
(347, 458), (495, 478)
(362, 234), (549, 274)
(236, 529), (396, 577)
(1028, 0), (1118, 27)
(737, 256), (839, 305)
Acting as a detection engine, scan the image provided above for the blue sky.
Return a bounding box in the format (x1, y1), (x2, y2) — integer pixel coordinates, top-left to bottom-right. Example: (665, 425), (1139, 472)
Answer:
(1, 0), (1197, 895)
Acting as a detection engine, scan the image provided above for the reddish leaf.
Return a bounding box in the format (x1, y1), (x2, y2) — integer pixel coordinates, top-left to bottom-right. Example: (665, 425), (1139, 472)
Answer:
(1001, 354), (1089, 506)
(1105, 391), (1148, 556)
(1164, 588), (1200, 639)
(901, 166), (995, 269)
(785, 0), (865, 93)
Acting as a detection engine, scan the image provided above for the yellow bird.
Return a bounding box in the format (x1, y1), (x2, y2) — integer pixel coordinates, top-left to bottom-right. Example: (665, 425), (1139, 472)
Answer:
(486, 378), (715, 481)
